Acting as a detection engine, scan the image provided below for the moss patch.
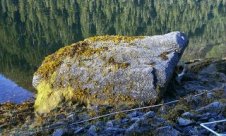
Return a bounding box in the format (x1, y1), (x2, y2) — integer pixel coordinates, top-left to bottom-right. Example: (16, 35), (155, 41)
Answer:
(0, 101), (34, 130)
(108, 57), (130, 70)
(159, 51), (170, 60)
(35, 77), (140, 113)
(34, 81), (76, 113)
(187, 59), (213, 73)
(35, 41), (106, 78)
(85, 35), (145, 44)
(161, 99), (190, 123)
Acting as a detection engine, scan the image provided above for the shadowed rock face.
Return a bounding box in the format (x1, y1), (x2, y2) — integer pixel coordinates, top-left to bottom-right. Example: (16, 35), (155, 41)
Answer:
(33, 32), (188, 113)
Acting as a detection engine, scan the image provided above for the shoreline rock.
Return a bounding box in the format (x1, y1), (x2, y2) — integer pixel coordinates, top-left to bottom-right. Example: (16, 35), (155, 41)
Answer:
(33, 32), (188, 113)
(1, 58), (226, 136)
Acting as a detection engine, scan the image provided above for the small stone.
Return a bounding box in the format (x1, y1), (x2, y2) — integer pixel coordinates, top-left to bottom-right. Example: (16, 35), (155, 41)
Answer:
(143, 111), (155, 119)
(88, 125), (97, 136)
(130, 117), (140, 122)
(52, 129), (65, 136)
(106, 121), (114, 127)
(196, 102), (224, 114)
(121, 118), (129, 123)
(181, 112), (195, 119)
(207, 92), (214, 99)
(198, 112), (216, 121)
(177, 117), (193, 126)
(154, 126), (180, 136)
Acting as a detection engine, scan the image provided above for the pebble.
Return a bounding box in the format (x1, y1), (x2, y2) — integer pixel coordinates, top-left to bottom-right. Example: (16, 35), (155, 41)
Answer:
(196, 102), (224, 114)
(130, 117), (140, 122)
(52, 129), (65, 136)
(177, 117), (193, 126)
(106, 121), (114, 127)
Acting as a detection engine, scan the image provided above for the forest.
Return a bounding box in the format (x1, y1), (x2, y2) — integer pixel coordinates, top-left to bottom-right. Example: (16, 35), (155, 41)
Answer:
(0, 0), (226, 91)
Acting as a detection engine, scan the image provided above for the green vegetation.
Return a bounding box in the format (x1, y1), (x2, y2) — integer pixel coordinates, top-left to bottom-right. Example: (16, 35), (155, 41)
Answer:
(0, 0), (226, 91)
(86, 35), (145, 43)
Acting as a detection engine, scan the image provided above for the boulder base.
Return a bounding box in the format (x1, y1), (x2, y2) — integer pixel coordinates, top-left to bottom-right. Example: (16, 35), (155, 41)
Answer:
(33, 32), (188, 113)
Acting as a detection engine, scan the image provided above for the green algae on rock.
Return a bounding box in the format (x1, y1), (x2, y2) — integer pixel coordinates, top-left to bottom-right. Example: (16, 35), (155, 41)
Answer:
(33, 32), (188, 113)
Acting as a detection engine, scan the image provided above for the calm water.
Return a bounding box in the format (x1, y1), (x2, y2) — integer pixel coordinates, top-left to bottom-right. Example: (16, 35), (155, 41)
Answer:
(0, 0), (226, 102)
(0, 74), (33, 103)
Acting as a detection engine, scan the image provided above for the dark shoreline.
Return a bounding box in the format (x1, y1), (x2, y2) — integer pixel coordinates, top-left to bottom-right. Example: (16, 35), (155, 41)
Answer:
(1, 59), (226, 135)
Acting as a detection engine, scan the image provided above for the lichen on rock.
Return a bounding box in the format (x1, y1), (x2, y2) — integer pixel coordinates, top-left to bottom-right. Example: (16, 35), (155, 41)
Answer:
(33, 32), (189, 113)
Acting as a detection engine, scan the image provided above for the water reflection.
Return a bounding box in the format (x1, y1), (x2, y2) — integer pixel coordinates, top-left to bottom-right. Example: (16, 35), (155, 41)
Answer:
(0, 0), (226, 93)
(0, 74), (33, 103)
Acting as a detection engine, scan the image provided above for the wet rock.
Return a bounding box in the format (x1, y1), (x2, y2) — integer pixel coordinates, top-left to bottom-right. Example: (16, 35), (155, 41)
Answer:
(197, 112), (218, 122)
(154, 126), (180, 136)
(33, 32), (188, 113)
(177, 117), (193, 126)
(196, 101), (224, 114)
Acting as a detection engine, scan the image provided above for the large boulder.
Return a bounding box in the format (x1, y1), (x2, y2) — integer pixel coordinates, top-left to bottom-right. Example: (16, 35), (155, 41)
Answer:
(33, 32), (188, 113)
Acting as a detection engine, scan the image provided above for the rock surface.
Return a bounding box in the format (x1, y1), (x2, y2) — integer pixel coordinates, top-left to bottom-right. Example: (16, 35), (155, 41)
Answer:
(33, 32), (188, 113)
(1, 58), (226, 136)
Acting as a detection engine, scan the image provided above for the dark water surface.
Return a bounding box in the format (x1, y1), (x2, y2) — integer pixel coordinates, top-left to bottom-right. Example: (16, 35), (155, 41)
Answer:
(0, 74), (33, 103)
(0, 0), (226, 102)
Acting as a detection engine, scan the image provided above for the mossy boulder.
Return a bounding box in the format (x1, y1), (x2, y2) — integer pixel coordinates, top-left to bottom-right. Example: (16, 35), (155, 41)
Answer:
(33, 32), (188, 113)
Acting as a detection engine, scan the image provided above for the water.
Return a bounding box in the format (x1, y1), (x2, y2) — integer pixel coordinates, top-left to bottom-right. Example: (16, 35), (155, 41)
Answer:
(0, 0), (226, 103)
(0, 74), (33, 103)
